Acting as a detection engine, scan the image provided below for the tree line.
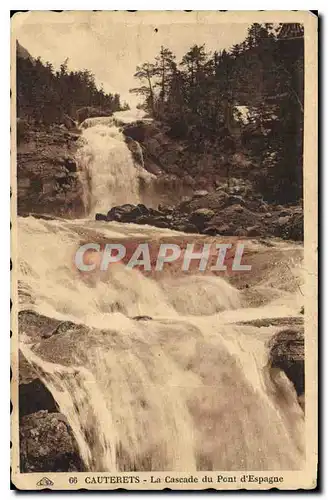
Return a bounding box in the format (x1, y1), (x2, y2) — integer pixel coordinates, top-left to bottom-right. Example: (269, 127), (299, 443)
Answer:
(16, 44), (128, 125)
(130, 23), (304, 203)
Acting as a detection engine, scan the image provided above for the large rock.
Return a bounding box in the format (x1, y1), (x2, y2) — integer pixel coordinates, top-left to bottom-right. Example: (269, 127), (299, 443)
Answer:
(20, 411), (84, 472)
(173, 222), (199, 234)
(273, 209), (303, 241)
(189, 208), (215, 231)
(268, 328), (304, 397)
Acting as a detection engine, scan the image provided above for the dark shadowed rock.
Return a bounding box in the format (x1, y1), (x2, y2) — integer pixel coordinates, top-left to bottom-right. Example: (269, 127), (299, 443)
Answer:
(193, 190), (209, 199)
(174, 222), (199, 234)
(19, 310), (62, 342)
(20, 411), (84, 472)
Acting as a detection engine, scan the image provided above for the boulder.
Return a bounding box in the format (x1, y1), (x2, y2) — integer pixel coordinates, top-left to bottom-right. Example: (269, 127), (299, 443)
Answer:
(234, 228), (248, 237)
(122, 121), (154, 142)
(20, 411), (84, 472)
(107, 204), (136, 222)
(95, 213), (107, 221)
(268, 328), (304, 397)
(190, 208), (215, 231)
(19, 374), (58, 418)
(133, 315), (153, 321)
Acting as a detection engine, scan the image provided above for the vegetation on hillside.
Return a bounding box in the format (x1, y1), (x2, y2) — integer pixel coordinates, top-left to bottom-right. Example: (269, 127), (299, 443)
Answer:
(16, 44), (125, 125)
(130, 23), (304, 203)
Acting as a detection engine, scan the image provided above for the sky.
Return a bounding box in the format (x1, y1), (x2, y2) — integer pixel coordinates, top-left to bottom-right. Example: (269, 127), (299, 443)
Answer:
(13, 11), (250, 107)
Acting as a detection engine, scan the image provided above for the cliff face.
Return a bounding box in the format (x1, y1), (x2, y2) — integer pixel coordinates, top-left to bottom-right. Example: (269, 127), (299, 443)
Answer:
(16, 123), (85, 217)
(122, 119), (252, 193)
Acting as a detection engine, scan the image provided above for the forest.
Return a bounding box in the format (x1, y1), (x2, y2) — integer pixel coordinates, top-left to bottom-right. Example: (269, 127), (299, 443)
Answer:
(130, 23), (304, 203)
(16, 42), (127, 125)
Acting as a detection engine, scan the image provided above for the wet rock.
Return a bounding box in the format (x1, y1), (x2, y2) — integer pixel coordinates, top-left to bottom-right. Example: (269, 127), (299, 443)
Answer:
(133, 315), (153, 321)
(106, 204), (136, 222)
(19, 310), (62, 342)
(134, 215), (170, 228)
(17, 118), (29, 145)
(122, 121), (153, 142)
(20, 411), (84, 472)
(190, 208), (215, 231)
(137, 203), (150, 215)
(62, 114), (77, 131)
(268, 328), (304, 397)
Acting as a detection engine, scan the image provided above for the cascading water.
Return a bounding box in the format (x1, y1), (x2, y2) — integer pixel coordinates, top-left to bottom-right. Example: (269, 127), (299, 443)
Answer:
(18, 111), (305, 472)
(77, 115), (154, 216)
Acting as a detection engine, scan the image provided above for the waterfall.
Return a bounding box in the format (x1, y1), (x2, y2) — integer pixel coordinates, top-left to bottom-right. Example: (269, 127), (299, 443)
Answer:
(17, 110), (305, 473)
(18, 215), (304, 472)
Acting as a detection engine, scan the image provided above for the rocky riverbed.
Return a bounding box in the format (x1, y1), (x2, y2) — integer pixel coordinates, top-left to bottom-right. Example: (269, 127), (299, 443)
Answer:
(95, 185), (303, 241)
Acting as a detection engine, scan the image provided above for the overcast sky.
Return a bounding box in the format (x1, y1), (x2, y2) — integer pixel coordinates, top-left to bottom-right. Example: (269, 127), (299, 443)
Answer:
(13, 11), (250, 107)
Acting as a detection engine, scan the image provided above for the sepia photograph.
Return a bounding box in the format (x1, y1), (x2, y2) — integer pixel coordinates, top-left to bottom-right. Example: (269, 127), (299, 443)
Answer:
(10, 10), (318, 490)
